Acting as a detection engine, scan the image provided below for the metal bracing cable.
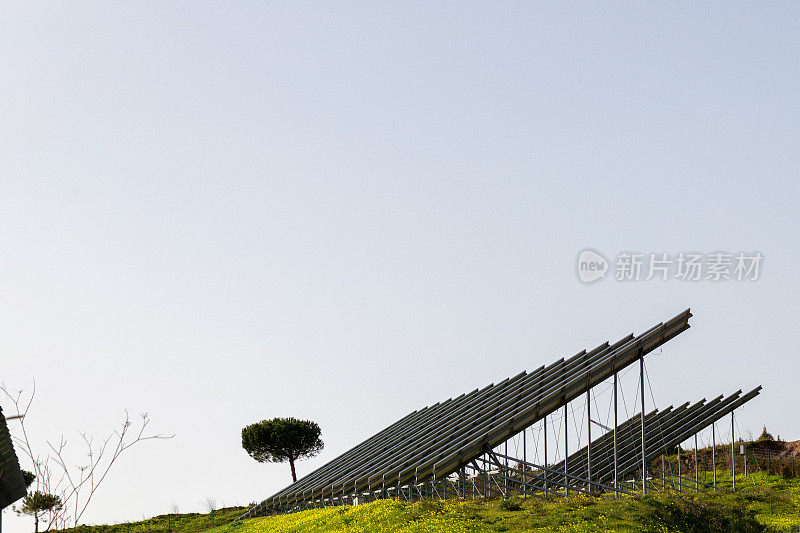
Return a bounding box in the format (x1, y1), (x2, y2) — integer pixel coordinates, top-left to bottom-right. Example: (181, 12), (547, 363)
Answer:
(604, 386), (614, 429)
(499, 369), (635, 469)
(561, 366), (639, 452)
(591, 366), (635, 436)
(599, 377), (617, 438)
(734, 415), (747, 445)
(532, 420), (543, 464)
(552, 407), (563, 462)
(571, 379), (626, 459)
(643, 359), (678, 477)
(528, 421), (538, 465)
(540, 365), (627, 426)
(644, 361), (670, 450)
(618, 367), (632, 421)
(573, 398), (585, 449)
(591, 387), (608, 432)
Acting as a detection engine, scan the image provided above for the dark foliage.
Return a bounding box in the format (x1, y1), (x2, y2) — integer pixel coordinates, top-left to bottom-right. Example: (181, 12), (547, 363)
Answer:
(756, 426), (774, 443)
(241, 417), (323, 482)
(22, 469), (36, 488)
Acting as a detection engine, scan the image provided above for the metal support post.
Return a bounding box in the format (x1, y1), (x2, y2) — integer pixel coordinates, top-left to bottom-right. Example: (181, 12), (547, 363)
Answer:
(564, 401), (569, 496)
(544, 418), (549, 493)
(613, 372), (619, 497)
(504, 441), (508, 494)
(677, 445), (682, 491)
(731, 411), (736, 491)
(640, 353), (647, 494)
(470, 470), (480, 500)
(523, 428), (527, 498)
(481, 459), (486, 498)
(712, 423), (717, 490)
(586, 389), (592, 489)
(694, 434), (699, 491)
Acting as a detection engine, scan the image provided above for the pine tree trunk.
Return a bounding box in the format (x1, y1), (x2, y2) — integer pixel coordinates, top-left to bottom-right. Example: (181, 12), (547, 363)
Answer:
(290, 458), (297, 483)
(34, 512), (39, 533)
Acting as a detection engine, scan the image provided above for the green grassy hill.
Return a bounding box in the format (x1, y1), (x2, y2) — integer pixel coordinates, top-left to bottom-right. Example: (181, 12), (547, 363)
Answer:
(65, 471), (800, 533)
(63, 507), (248, 533)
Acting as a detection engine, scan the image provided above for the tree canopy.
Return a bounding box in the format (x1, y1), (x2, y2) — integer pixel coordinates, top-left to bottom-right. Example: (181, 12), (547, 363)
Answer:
(17, 491), (63, 533)
(241, 417), (323, 482)
(757, 426), (774, 443)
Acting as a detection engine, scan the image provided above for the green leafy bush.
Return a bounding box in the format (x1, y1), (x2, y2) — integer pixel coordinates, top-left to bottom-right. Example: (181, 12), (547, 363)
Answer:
(499, 496), (522, 511)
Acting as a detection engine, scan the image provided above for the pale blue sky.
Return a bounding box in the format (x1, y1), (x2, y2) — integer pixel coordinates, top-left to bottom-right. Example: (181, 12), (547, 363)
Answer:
(2, 2), (799, 529)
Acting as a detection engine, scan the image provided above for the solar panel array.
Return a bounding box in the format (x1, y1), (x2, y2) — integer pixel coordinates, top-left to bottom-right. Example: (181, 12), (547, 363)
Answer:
(0, 407), (27, 510)
(242, 309), (692, 517)
(548, 386), (762, 488)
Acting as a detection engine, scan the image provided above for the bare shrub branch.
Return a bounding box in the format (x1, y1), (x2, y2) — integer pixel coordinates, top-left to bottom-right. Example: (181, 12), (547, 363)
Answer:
(1, 383), (173, 529)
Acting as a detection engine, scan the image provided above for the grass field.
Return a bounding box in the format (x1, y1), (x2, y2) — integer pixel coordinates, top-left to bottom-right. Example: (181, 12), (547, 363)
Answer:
(65, 471), (800, 533)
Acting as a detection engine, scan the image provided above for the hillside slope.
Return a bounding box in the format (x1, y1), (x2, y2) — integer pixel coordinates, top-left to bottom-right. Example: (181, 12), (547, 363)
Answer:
(64, 472), (800, 533)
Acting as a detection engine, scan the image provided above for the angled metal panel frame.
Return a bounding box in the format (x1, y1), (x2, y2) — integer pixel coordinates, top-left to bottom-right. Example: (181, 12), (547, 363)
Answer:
(240, 309), (692, 517)
(548, 387), (761, 487)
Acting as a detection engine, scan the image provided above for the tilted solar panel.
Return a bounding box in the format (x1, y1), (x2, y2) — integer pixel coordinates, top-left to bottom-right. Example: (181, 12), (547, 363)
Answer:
(548, 386), (761, 487)
(241, 309), (692, 516)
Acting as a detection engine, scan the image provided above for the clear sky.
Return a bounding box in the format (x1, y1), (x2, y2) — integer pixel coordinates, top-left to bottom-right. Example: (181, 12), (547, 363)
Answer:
(2, 2), (799, 530)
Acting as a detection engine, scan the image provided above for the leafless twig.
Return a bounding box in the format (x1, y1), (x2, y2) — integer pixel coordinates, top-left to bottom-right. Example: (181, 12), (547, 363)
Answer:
(1, 383), (173, 529)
